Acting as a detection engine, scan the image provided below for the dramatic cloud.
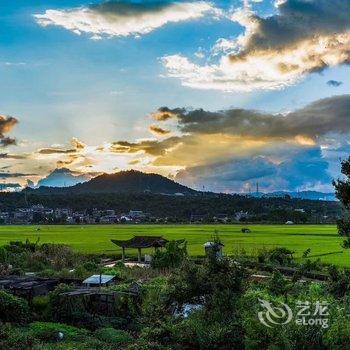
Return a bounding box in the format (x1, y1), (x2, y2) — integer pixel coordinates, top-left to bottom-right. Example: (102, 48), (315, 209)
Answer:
(162, 0), (350, 91)
(0, 172), (37, 178)
(56, 155), (79, 167)
(37, 148), (76, 155)
(71, 137), (86, 150)
(149, 125), (171, 135)
(0, 115), (18, 147)
(176, 148), (331, 192)
(327, 80), (343, 87)
(34, 1), (216, 39)
(110, 137), (181, 156)
(151, 95), (350, 141)
(0, 153), (28, 159)
(37, 137), (86, 155)
(150, 106), (185, 121)
(111, 95), (350, 191)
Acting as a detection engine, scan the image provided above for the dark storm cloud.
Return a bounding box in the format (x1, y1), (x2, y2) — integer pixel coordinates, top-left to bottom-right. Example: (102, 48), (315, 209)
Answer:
(0, 115), (18, 147)
(177, 157), (277, 184)
(162, 0), (350, 91)
(35, 1), (215, 39)
(230, 0), (350, 74)
(0, 137), (16, 147)
(38, 148), (76, 154)
(151, 107), (186, 121)
(327, 80), (343, 87)
(152, 95), (350, 139)
(176, 148), (331, 192)
(239, 0), (350, 51)
(0, 153), (28, 159)
(110, 137), (181, 156)
(0, 172), (37, 178)
(149, 125), (171, 135)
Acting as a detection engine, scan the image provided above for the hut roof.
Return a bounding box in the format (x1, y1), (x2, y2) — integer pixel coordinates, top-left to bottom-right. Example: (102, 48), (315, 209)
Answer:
(111, 235), (169, 248)
(83, 274), (116, 285)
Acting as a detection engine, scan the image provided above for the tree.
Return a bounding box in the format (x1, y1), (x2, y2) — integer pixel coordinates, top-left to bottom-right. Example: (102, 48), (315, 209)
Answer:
(333, 157), (350, 248)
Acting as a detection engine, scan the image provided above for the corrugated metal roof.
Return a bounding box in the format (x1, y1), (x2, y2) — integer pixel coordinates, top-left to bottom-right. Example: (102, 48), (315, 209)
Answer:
(83, 275), (115, 285)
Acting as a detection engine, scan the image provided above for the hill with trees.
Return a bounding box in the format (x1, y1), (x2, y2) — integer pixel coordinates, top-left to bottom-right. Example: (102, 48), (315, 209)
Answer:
(30, 170), (197, 195)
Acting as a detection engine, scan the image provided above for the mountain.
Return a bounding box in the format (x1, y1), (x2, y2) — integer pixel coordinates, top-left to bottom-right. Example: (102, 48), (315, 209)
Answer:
(37, 168), (91, 188)
(32, 170), (197, 195)
(248, 191), (336, 201)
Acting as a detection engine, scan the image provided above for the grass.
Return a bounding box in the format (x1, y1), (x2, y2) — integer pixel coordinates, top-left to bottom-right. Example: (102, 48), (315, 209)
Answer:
(0, 224), (349, 266)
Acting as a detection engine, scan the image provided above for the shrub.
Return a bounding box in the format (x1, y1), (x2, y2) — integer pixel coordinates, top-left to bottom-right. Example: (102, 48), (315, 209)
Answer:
(323, 311), (350, 349)
(32, 295), (50, 318)
(0, 290), (30, 324)
(141, 277), (169, 321)
(94, 327), (132, 345)
(0, 246), (8, 263)
(39, 244), (80, 270)
(258, 247), (294, 265)
(0, 323), (38, 350)
(327, 265), (350, 298)
(151, 241), (187, 269)
(48, 283), (75, 321)
(267, 270), (291, 296)
(269, 247), (294, 265)
(29, 322), (89, 342)
(82, 261), (99, 272)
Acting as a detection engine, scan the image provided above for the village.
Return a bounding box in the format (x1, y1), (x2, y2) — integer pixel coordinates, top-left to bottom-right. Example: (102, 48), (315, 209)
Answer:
(0, 204), (254, 225)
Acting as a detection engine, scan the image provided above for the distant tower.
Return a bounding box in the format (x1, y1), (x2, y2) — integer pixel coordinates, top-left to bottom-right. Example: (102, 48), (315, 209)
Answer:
(256, 182), (259, 195)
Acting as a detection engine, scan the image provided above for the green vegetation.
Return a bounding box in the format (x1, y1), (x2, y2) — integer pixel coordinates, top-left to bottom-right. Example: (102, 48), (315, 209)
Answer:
(334, 156), (350, 248)
(0, 190), (340, 223)
(93, 328), (132, 345)
(0, 239), (350, 349)
(0, 224), (349, 265)
(0, 290), (30, 324)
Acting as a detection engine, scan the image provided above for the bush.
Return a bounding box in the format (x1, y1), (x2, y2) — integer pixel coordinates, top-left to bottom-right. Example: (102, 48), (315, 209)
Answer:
(29, 322), (89, 342)
(32, 295), (50, 318)
(258, 247), (294, 265)
(0, 290), (30, 324)
(0, 246), (8, 263)
(0, 323), (38, 350)
(328, 265), (350, 298)
(151, 241), (187, 269)
(48, 283), (75, 320)
(94, 327), (132, 345)
(267, 270), (291, 296)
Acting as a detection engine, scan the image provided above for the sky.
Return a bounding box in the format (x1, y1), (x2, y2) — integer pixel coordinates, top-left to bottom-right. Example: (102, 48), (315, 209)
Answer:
(1, 0), (350, 193)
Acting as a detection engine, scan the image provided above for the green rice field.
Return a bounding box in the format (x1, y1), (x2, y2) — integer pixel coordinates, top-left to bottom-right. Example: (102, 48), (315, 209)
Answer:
(0, 224), (349, 266)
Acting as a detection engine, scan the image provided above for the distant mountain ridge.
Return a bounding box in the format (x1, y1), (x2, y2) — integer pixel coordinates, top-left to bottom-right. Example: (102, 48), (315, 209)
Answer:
(32, 169), (336, 200)
(36, 168), (91, 188)
(32, 170), (197, 195)
(247, 190), (336, 201)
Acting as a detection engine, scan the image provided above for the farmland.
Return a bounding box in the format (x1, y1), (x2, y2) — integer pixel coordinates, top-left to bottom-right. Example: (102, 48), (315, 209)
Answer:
(0, 224), (349, 266)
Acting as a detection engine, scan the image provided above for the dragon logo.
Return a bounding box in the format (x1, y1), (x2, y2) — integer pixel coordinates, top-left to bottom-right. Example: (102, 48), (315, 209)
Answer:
(258, 298), (293, 328)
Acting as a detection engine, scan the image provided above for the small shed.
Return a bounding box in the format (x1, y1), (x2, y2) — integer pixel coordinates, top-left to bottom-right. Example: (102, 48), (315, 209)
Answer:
(82, 274), (116, 287)
(0, 276), (60, 301)
(204, 241), (224, 259)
